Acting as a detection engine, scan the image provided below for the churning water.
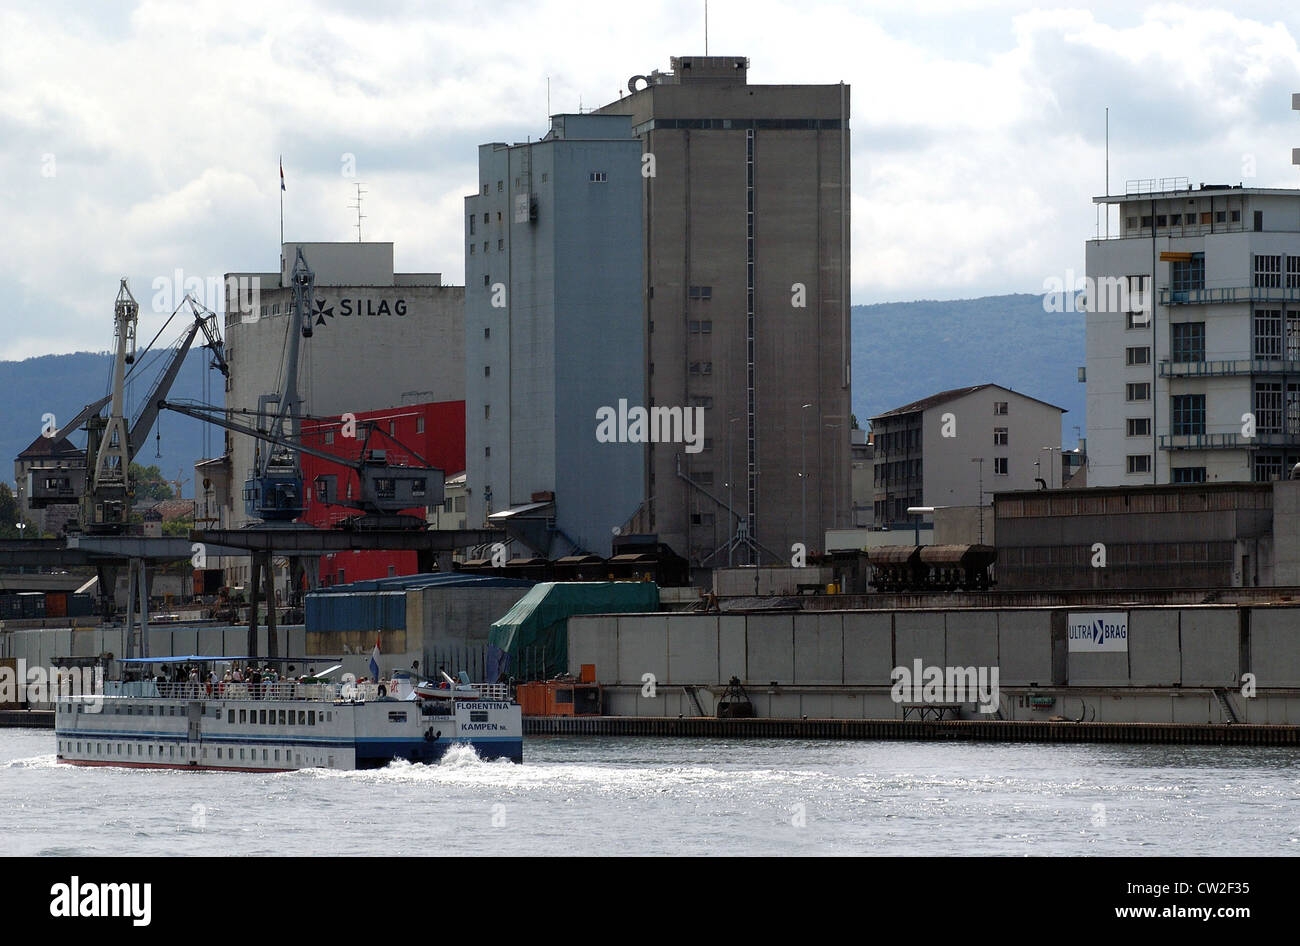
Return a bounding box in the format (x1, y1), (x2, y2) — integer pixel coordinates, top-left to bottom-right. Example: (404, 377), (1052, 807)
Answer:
(3, 728), (1298, 856)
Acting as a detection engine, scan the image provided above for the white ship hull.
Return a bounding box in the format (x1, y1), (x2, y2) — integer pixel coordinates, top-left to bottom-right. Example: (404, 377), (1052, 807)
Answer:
(54, 691), (522, 771)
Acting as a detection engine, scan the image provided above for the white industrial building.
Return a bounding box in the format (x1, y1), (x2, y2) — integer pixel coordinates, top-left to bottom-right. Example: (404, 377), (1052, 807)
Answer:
(205, 242), (465, 589)
(869, 384), (1065, 528)
(1086, 182), (1300, 486)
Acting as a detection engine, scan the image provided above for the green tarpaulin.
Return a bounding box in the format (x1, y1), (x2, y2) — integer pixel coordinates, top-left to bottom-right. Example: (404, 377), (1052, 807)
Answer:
(487, 581), (660, 681)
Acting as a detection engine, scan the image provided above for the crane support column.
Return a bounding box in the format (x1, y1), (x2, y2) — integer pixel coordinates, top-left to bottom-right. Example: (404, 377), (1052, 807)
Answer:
(247, 553), (261, 658)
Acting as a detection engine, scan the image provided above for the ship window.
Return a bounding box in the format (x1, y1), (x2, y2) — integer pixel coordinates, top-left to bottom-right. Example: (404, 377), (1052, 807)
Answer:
(228, 710), (235, 723)
(263, 750), (268, 761)
(274, 750), (280, 761)
(240, 749), (245, 760)
(298, 711), (306, 725)
(77, 742), (82, 752)
(239, 709), (246, 723)
(280, 710), (288, 724)
(259, 710), (266, 724)
(309, 711), (316, 725)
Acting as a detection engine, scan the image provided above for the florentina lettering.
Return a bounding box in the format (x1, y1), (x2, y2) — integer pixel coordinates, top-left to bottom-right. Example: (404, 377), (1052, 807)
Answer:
(49, 877), (151, 927)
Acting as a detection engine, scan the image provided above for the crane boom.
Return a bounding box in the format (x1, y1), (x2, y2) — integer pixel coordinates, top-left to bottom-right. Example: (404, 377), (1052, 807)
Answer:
(127, 296), (228, 457)
(159, 400), (443, 517)
(238, 248), (316, 520)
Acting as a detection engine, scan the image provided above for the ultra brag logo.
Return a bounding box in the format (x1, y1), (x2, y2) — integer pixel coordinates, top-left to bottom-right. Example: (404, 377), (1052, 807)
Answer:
(1067, 611), (1129, 653)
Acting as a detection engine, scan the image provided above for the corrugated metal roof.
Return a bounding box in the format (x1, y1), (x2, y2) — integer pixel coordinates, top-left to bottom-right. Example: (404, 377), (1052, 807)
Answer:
(308, 572), (535, 595)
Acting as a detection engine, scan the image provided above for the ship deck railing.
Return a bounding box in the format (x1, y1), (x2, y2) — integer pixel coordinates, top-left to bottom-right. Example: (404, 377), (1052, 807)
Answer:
(102, 681), (512, 703)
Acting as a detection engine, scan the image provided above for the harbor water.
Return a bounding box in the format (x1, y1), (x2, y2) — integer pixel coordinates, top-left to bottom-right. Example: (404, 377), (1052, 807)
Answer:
(3, 728), (1298, 856)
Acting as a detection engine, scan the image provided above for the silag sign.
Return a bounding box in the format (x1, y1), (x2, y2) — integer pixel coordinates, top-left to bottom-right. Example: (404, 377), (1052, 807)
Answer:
(1068, 611), (1129, 652)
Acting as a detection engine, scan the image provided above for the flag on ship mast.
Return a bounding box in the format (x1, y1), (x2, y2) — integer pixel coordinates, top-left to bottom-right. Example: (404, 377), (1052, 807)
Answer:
(369, 634), (380, 681)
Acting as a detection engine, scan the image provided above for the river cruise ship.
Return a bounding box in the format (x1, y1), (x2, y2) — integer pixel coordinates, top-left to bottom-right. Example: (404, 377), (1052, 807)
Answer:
(54, 658), (523, 771)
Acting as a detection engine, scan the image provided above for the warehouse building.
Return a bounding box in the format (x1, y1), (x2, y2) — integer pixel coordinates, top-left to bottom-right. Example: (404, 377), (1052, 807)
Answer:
(465, 114), (646, 558)
(594, 55), (852, 566)
(993, 479), (1300, 589)
(870, 384), (1065, 529)
(204, 242), (465, 591)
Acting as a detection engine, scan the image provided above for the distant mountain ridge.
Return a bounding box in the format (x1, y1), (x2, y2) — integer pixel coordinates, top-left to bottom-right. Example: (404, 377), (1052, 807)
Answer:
(0, 350), (226, 495)
(0, 293), (1084, 493)
(851, 293), (1083, 445)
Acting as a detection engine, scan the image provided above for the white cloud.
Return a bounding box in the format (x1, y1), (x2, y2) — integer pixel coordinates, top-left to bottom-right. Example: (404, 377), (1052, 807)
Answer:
(1, 0), (1297, 357)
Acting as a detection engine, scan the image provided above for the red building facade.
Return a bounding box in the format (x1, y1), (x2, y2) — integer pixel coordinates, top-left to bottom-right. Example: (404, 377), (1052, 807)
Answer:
(299, 401), (465, 585)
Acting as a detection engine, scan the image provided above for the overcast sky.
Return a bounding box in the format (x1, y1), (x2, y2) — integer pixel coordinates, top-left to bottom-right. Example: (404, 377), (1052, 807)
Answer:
(1, 0), (1297, 360)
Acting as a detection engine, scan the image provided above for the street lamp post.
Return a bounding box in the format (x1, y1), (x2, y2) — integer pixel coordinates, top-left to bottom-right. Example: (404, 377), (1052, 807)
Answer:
(800, 403), (812, 548)
(1041, 446), (1061, 489)
(826, 423), (842, 532)
(970, 457), (985, 544)
(727, 416), (739, 567)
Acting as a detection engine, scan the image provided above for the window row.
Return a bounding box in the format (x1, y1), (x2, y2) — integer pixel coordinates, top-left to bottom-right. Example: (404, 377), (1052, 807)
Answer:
(1131, 210), (1239, 229)
(1252, 255), (1300, 289)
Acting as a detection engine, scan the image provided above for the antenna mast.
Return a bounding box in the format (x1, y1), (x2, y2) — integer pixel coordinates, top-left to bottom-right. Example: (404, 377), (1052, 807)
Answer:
(349, 182), (367, 242)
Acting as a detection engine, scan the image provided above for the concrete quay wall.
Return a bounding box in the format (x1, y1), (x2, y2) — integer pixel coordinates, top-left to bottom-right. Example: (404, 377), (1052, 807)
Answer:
(568, 606), (1300, 724)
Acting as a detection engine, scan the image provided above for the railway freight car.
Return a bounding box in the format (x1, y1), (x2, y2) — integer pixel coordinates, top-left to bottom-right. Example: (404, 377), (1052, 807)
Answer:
(866, 544), (995, 592)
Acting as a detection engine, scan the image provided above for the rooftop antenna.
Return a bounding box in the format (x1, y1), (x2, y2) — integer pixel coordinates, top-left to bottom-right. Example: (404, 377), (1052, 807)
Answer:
(547, 75), (551, 119)
(705, 0), (709, 54)
(349, 182), (367, 242)
(1105, 105), (1110, 238)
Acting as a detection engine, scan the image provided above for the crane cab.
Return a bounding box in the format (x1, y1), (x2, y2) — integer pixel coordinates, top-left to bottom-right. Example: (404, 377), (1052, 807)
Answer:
(244, 471), (304, 520)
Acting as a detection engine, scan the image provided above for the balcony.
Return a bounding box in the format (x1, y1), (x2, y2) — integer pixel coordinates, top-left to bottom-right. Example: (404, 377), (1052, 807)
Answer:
(1091, 223), (1246, 242)
(1160, 286), (1300, 306)
(1160, 357), (1300, 378)
(1159, 432), (1300, 450)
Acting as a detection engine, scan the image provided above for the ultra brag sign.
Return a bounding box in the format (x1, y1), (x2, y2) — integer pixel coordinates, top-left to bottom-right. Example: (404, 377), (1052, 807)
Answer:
(1067, 611), (1129, 652)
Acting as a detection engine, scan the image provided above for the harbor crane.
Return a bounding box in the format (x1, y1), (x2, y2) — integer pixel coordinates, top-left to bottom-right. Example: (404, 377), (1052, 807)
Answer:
(241, 247), (316, 521)
(160, 248), (444, 528)
(159, 400), (445, 528)
(27, 281), (228, 534)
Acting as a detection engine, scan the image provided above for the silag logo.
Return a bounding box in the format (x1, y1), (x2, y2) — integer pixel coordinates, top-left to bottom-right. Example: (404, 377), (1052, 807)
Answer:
(1067, 611), (1129, 653)
(313, 298), (335, 327)
(49, 877), (151, 927)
